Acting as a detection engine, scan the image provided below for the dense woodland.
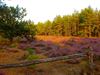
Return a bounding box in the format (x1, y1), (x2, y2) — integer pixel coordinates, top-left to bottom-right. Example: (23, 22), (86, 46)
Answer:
(36, 7), (100, 37)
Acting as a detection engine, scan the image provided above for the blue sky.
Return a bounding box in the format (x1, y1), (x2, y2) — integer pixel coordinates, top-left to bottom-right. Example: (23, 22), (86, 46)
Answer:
(4, 0), (100, 24)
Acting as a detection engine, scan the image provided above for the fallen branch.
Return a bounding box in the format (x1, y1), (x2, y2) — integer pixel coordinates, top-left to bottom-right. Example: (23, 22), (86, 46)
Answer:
(0, 53), (86, 69)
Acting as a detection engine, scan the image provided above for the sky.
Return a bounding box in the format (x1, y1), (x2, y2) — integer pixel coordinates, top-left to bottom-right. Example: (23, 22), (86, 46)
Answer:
(4, 0), (100, 24)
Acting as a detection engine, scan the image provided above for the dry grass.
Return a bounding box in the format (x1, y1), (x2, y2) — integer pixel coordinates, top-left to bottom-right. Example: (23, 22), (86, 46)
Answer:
(0, 48), (29, 75)
(0, 47), (88, 75)
(0, 48), (28, 64)
(35, 35), (72, 43)
(36, 35), (100, 43)
(33, 60), (88, 75)
(0, 49), (100, 75)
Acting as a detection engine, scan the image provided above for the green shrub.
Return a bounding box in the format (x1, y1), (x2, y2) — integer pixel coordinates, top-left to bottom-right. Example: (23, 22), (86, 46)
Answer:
(25, 48), (35, 54)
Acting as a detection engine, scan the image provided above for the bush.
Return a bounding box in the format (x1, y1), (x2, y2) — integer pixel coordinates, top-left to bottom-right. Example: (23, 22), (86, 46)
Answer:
(25, 48), (35, 54)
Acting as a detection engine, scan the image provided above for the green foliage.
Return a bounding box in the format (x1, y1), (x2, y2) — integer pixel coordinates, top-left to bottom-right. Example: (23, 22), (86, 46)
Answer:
(25, 48), (35, 55)
(44, 20), (52, 35)
(27, 55), (40, 60)
(24, 20), (36, 40)
(0, 1), (36, 42)
(36, 22), (45, 35)
(52, 15), (64, 36)
(0, 1), (100, 38)
(0, 2), (24, 41)
(36, 6), (100, 37)
(27, 54), (47, 61)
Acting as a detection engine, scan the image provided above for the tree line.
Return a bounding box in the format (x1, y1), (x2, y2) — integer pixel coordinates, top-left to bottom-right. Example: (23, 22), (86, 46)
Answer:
(36, 6), (100, 37)
(1, 0), (100, 43)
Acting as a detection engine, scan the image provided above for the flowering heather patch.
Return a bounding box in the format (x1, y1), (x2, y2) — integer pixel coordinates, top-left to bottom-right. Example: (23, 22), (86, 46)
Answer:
(18, 37), (100, 57)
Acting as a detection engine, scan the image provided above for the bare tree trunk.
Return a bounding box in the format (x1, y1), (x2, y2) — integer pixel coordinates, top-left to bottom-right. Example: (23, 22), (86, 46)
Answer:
(0, 53), (86, 69)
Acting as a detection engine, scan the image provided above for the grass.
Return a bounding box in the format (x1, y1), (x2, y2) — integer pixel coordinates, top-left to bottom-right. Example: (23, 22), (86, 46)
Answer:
(36, 35), (71, 43)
